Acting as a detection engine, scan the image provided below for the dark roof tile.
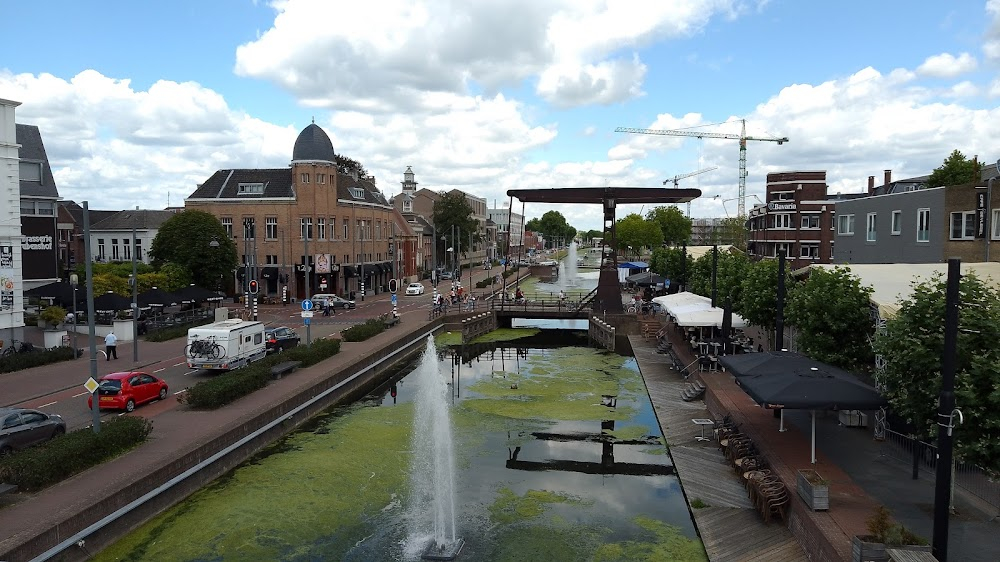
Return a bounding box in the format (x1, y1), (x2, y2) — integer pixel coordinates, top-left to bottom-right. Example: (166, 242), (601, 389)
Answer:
(16, 124), (58, 198)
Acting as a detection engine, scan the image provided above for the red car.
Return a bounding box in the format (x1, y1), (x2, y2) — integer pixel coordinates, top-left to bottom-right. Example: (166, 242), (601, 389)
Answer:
(87, 371), (169, 412)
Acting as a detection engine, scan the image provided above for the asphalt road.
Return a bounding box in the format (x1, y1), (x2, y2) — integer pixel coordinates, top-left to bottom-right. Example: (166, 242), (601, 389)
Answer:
(7, 283), (444, 432)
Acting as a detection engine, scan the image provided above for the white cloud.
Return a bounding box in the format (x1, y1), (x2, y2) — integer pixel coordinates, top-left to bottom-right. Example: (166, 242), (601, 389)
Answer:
(916, 52), (978, 78)
(984, 0), (1000, 62)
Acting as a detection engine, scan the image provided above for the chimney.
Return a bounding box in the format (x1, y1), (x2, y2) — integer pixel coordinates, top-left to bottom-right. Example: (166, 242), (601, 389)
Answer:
(868, 176), (875, 195)
(884, 170), (891, 187)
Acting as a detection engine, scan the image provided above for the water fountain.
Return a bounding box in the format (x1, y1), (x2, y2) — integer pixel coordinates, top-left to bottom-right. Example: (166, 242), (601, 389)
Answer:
(408, 336), (464, 560)
(557, 242), (580, 291)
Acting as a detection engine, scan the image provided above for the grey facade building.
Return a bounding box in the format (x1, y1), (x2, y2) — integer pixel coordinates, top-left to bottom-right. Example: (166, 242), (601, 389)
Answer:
(834, 187), (944, 264)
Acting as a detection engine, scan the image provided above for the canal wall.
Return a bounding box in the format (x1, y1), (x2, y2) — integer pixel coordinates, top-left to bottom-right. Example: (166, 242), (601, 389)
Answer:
(0, 320), (444, 562)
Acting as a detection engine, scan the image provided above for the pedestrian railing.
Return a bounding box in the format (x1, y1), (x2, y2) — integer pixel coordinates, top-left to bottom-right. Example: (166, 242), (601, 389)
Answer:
(881, 428), (999, 515)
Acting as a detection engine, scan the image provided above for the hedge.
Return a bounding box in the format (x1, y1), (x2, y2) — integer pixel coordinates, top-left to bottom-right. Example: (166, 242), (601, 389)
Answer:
(0, 346), (75, 374)
(0, 416), (153, 492)
(182, 338), (341, 409)
(145, 321), (202, 342)
(341, 317), (388, 342)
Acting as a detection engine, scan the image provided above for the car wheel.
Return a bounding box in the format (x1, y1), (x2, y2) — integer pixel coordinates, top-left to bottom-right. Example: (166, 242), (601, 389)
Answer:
(125, 399), (136, 412)
(276, 345), (283, 353)
(159, 388), (168, 400)
(343, 304), (350, 309)
(53, 426), (65, 437)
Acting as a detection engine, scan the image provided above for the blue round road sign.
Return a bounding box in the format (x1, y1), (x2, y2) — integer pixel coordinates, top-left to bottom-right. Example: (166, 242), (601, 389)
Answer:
(301, 299), (313, 311)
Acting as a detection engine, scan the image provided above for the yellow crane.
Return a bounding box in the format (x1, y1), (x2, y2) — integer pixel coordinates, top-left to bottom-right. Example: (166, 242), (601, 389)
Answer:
(663, 166), (718, 217)
(617, 119), (788, 216)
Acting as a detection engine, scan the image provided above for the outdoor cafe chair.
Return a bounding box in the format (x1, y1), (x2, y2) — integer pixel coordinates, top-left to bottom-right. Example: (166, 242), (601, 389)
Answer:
(761, 485), (790, 524)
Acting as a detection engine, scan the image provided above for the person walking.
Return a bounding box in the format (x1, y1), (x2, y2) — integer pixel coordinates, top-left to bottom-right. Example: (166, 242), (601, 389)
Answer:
(105, 331), (118, 360)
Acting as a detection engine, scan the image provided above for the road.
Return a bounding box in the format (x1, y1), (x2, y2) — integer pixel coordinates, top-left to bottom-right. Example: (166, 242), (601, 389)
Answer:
(5, 284), (443, 432)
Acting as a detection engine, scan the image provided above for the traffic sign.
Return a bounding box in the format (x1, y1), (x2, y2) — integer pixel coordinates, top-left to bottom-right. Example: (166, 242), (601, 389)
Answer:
(391, 294), (397, 305)
(304, 317), (311, 325)
(301, 311), (314, 318)
(301, 299), (313, 311)
(84, 377), (99, 394)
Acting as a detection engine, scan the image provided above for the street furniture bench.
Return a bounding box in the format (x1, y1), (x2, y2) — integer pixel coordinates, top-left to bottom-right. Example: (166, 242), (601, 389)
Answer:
(0, 483), (19, 495)
(270, 360), (302, 380)
(384, 315), (400, 327)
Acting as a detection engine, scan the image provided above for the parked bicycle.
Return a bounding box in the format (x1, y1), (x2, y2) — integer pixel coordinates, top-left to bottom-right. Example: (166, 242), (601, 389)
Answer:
(185, 337), (226, 360)
(0, 339), (35, 358)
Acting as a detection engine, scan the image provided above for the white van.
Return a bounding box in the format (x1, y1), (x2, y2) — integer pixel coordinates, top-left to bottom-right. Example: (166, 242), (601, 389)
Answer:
(186, 319), (267, 371)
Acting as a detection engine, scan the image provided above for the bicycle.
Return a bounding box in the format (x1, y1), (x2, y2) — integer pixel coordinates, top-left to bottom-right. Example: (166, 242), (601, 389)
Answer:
(1, 339), (35, 358)
(186, 337), (226, 360)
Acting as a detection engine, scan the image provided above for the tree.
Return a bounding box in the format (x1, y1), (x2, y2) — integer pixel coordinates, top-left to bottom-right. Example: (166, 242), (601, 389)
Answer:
(334, 154), (373, 183)
(535, 211), (575, 247)
(646, 206), (692, 246)
(149, 210), (238, 290)
(615, 214), (662, 259)
(687, 249), (750, 304)
(650, 247), (694, 287)
(580, 229), (603, 244)
(524, 217), (542, 233)
(717, 216), (748, 251)
(786, 267), (874, 370)
(926, 149), (980, 188)
(433, 192), (479, 260)
(737, 259), (793, 347)
(873, 273), (1000, 472)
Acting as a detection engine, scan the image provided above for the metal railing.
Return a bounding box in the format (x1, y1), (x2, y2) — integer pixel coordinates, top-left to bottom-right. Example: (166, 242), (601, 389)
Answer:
(881, 429), (999, 515)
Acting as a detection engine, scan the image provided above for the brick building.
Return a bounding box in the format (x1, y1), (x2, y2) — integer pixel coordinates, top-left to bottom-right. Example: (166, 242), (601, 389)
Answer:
(186, 123), (397, 300)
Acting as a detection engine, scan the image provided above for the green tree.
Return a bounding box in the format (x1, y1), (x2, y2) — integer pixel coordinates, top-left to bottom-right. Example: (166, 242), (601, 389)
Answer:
(149, 210), (238, 290)
(926, 149), (980, 188)
(737, 259), (793, 347)
(786, 267), (874, 370)
(687, 249), (750, 304)
(873, 273), (1000, 472)
(615, 214), (663, 259)
(718, 216), (748, 251)
(646, 206), (692, 246)
(524, 217), (542, 232)
(158, 262), (192, 292)
(650, 247), (694, 287)
(433, 192), (479, 259)
(580, 229), (603, 244)
(531, 211), (575, 247)
(92, 273), (129, 297)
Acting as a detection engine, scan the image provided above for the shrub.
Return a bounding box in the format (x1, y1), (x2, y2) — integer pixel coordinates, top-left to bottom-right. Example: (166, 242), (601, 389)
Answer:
(0, 346), (75, 374)
(145, 322), (198, 342)
(0, 416), (152, 491)
(183, 338), (341, 409)
(864, 505), (927, 546)
(40, 305), (67, 329)
(341, 317), (387, 342)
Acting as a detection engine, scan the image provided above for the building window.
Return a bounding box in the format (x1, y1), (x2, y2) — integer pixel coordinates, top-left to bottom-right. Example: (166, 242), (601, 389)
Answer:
(317, 218), (326, 240)
(135, 239), (143, 261)
(351, 188), (365, 199)
(265, 217), (278, 240)
(772, 213), (792, 229)
(837, 214), (855, 235)
(300, 173), (310, 183)
(266, 254), (278, 265)
(402, 200), (412, 212)
(97, 239), (105, 260)
(775, 242), (791, 257)
(891, 210), (902, 235)
(222, 217), (233, 238)
(917, 209), (930, 242)
(243, 218), (256, 240)
(800, 244), (819, 259)
(993, 209), (1000, 240)
(20, 201), (34, 215)
(19, 161), (42, 182)
(123, 239), (131, 261)
(35, 201), (54, 215)
(829, 242), (834, 260)
(317, 173), (325, 184)
(866, 213), (877, 242)
(329, 218), (336, 239)
(800, 214), (819, 229)
(300, 217), (313, 240)
(237, 183), (264, 195)
(950, 211), (975, 240)
(376, 220), (381, 240)
(343, 217), (350, 240)
(111, 238), (120, 260)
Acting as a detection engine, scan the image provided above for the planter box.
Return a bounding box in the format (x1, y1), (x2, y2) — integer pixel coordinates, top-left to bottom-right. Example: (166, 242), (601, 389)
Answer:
(796, 469), (829, 511)
(851, 536), (932, 562)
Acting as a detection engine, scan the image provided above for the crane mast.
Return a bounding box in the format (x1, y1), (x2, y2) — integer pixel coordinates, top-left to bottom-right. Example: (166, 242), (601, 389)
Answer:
(663, 166), (718, 216)
(617, 119), (788, 216)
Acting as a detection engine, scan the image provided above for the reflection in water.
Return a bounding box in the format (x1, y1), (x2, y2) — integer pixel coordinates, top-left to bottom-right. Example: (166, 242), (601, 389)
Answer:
(92, 330), (706, 561)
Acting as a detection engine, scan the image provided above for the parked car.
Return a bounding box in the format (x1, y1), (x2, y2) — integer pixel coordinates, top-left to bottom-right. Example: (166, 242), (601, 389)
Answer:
(87, 372), (169, 412)
(311, 294), (356, 309)
(265, 327), (300, 354)
(405, 282), (425, 296)
(439, 270), (453, 280)
(0, 407), (66, 455)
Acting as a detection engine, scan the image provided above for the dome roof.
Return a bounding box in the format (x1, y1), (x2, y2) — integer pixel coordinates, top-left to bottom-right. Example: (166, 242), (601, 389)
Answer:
(291, 123), (335, 163)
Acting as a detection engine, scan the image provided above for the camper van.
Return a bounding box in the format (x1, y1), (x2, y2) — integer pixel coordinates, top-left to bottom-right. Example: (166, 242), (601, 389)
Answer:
(186, 319), (267, 371)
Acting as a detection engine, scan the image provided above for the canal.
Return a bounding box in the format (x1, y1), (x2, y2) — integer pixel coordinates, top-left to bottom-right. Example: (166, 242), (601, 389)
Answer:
(94, 327), (706, 561)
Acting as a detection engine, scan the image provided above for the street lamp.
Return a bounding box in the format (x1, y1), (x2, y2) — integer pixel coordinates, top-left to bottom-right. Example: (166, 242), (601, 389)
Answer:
(69, 273), (79, 356)
(131, 208), (139, 362)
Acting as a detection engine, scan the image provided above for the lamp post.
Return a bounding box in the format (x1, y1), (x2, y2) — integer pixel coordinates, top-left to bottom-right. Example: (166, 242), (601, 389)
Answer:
(389, 234), (397, 317)
(131, 207), (139, 362)
(69, 273), (79, 356)
(360, 219), (365, 301)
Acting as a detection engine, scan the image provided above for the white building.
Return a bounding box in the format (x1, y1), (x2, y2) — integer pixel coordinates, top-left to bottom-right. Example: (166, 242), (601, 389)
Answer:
(0, 98), (25, 340)
(487, 207), (523, 257)
(87, 209), (177, 264)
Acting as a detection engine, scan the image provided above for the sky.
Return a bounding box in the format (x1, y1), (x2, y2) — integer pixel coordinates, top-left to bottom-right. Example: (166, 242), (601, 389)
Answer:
(3, 0), (999, 232)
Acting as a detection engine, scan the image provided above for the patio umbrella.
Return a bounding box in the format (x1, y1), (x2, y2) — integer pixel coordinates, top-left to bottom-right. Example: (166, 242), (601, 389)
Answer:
(653, 292), (712, 316)
(92, 291), (134, 314)
(719, 351), (886, 463)
(625, 270), (666, 287)
(137, 287), (181, 308)
(721, 297), (733, 336)
(24, 281), (84, 308)
(174, 284), (225, 303)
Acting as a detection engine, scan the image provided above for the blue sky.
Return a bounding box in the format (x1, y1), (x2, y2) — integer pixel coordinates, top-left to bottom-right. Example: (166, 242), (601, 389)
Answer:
(3, 0), (999, 231)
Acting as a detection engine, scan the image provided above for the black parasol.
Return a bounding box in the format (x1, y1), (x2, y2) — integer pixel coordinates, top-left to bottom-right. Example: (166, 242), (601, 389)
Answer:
(92, 291), (134, 314)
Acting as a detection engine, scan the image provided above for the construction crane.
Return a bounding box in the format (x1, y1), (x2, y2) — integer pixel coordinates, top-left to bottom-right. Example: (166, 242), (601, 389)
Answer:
(617, 119), (788, 216)
(663, 166), (718, 217)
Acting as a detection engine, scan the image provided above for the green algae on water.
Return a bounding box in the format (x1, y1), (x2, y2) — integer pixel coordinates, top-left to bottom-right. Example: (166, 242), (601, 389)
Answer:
(471, 327), (540, 343)
(488, 487), (592, 526)
(592, 515), (708, 562)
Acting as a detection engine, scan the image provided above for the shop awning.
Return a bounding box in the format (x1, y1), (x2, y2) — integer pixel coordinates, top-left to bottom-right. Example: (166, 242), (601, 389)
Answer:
(342, 266), (357, 278)
(260, 267), (279, 280)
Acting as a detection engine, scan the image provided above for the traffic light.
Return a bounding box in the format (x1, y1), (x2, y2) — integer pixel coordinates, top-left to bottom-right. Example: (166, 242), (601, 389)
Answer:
(248, 279), (259, 295)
